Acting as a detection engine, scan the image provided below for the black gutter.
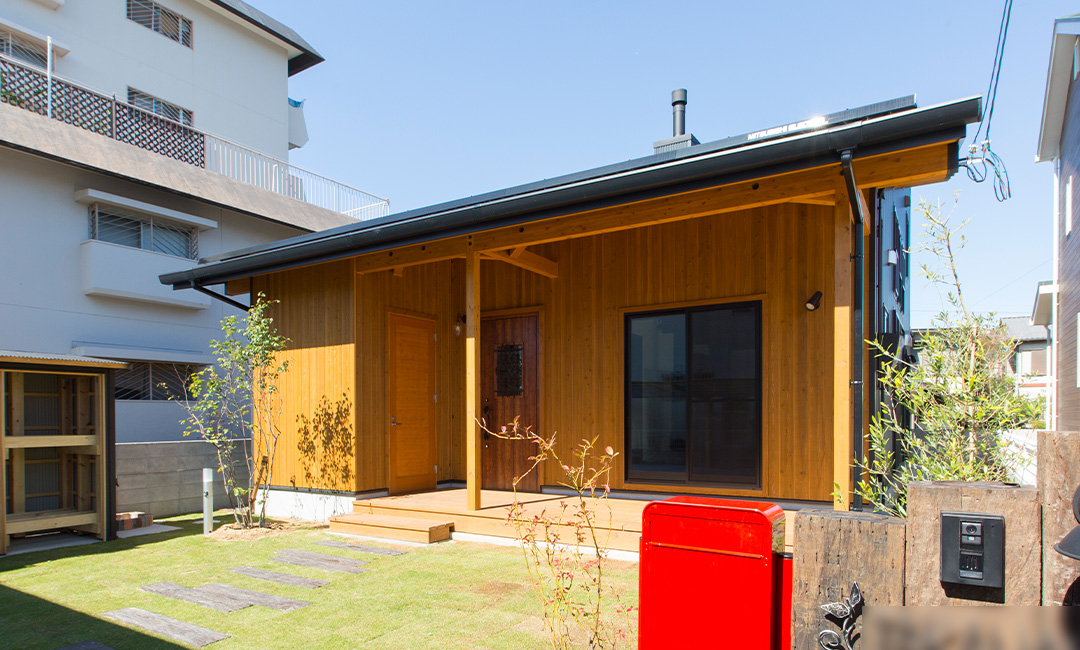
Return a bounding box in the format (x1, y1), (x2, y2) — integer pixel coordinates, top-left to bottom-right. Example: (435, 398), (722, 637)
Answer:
(163, 97), (981, 290)
(840, 150), (865, 512)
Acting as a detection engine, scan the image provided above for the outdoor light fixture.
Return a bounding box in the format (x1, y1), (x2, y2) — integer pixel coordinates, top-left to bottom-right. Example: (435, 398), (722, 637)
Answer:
(453, 314), (466, 337)
(805, 291), (823, 311)
(1055, 484), (1080, 561)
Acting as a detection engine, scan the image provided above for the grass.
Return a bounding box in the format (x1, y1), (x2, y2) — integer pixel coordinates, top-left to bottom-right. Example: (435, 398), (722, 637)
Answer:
(0, 513), (639, 649)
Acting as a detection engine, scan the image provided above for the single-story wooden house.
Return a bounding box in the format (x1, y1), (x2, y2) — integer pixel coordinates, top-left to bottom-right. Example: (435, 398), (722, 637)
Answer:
(161, 95), (980, 534)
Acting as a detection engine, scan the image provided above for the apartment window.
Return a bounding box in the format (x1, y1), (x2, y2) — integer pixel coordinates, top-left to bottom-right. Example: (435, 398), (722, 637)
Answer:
(128, 88), (193, 126)
(625, 301), (761, 486)
(0, 28), (48, 68)
(89, 203), (198, 260)
(115, 362), (203, 401)
(127, 0), (192, 48)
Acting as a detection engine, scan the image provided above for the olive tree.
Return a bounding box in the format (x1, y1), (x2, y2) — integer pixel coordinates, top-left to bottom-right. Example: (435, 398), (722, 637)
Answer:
(851, 198), (1042, 517)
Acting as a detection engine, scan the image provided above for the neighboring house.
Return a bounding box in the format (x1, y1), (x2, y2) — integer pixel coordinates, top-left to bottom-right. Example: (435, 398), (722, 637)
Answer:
(1002, 316), (1051, 408)
(1035, 13), (1080, 431)
(0, 0), (386, 553)
(162, 94), (979, 524)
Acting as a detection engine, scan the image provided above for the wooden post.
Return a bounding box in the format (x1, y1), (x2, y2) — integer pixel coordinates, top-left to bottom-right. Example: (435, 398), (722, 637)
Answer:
(792, 509), (905, 649)
(464, 250), (482, 510)
(10, 372), (24, 515)
(95, 374), (107, 538)
(1, 371), (7, 554)
(832, 195), (853, 510)
(59, 377), (72, 509)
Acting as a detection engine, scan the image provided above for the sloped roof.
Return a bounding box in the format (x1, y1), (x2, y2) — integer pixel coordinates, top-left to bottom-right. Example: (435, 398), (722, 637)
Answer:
(1001, 316), (1049, 343)
(162, 95), (981, 290)
(1036, 14), (1080, 161)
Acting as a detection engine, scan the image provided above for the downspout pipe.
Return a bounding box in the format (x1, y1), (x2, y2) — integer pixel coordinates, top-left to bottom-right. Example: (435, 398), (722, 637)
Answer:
(193, 285), (250, 311)
(840, 150), (865, 512)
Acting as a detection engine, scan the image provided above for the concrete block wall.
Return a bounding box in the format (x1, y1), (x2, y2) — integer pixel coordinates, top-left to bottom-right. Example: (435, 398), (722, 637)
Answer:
(116, 440), (250, 517)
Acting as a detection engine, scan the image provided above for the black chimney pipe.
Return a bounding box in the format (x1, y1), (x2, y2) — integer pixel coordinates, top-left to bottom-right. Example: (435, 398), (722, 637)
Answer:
(672, 89), (687, 137)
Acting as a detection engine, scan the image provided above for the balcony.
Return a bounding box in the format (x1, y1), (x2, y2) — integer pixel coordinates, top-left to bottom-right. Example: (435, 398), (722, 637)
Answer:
(0, 54), (389, 221)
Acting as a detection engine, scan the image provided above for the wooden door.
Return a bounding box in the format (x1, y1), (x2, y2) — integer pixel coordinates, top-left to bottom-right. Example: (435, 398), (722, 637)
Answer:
(387, 313), (437, 495)
(481, 313), (539, 492)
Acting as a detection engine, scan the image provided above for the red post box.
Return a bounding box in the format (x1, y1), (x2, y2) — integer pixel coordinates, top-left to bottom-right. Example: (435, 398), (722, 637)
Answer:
(639, 496), (787, 649)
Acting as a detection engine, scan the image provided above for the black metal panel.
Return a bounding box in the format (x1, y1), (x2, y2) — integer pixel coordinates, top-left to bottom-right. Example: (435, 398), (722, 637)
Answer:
(494, 345), (523, 397)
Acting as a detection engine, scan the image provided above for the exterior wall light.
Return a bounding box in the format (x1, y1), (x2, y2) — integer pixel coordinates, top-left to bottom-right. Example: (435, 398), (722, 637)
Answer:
(805, 291), (823, 311)
(453, 314), (466, 337)
(1055, 485), (1080, 561)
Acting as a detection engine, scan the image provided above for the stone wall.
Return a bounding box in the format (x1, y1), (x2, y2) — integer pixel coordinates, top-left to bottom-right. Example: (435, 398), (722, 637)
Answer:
(116, 440), (250, 517)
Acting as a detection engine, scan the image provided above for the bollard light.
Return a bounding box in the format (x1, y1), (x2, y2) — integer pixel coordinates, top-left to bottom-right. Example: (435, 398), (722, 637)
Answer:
(203, 467), (214, 535)
(1054, 484), (1080, 561)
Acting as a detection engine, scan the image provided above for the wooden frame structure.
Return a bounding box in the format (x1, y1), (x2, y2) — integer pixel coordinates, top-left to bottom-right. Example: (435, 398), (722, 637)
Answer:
(1, 355), (119, 554)
(163, 96), (981, 516)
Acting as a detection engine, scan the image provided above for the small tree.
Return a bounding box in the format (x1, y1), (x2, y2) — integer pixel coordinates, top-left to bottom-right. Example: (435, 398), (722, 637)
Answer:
(173, 294), (289, 528)
(851, 198), (1041, 517)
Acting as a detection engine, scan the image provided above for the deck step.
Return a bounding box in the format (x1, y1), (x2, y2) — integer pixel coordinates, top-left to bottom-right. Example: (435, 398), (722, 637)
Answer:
(328, 513), (452, 544)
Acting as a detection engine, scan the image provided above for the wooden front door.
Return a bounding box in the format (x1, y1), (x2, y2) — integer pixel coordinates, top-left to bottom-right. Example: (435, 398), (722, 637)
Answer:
(387, 313), (437, 495)
(481, 313), (539, 492)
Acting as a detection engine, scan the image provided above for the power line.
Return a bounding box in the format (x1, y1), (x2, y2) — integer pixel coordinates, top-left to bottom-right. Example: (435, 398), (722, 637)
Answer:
(958, 0), (1012, 201)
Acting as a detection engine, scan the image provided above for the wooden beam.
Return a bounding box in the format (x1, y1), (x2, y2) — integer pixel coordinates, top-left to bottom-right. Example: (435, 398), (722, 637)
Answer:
(464, 249), (482, 511)
(391, 267), (403, 278)
(224, 277), (250, 296)
(353, 237), (468, 275)
(832, 195), (854, 511)
(481, 248), (558, 279)
(790, 195), (836, 207)
(5, 510), (97, 535)
(2, 435), (98, 449)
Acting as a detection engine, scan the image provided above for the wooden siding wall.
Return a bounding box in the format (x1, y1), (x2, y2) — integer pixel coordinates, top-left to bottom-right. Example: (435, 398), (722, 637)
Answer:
(257, 202), (845, 502)
(479, 203), (837, 501)
(1058, 68), (1080, 430)
(254, 260), (358, 492)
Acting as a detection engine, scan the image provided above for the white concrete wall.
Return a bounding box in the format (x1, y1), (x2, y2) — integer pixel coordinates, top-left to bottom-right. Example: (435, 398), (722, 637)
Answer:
(0, 147), (303, 442)
(2, 0), (293, 159)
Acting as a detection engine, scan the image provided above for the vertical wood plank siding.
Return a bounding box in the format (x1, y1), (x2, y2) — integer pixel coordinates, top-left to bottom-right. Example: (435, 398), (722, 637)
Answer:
(256, 202), (842, 502)
(1058, 70), (1080, 430)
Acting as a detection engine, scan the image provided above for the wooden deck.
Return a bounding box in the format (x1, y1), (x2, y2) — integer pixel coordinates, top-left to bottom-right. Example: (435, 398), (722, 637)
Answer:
(332, 489), (797, 553)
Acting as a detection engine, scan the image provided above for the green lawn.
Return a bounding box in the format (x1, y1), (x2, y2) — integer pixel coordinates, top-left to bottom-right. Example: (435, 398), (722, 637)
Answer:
(0, 514), (639, 649)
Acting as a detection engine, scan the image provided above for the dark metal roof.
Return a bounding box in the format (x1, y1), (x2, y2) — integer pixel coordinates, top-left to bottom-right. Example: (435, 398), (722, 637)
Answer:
(162, 95), (982, 290)
(208, 0), (324, 75)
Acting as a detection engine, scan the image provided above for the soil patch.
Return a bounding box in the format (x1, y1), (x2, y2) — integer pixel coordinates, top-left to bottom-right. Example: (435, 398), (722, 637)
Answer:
(472, 580), (526, 597)
(207, 519), (325, 542)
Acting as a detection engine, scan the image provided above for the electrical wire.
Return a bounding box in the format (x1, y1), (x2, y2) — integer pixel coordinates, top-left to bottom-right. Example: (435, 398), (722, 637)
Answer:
(958, 0), (1012, 201)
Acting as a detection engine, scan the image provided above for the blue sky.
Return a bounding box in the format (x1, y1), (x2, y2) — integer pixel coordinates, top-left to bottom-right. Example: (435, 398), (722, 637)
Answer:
(263, 1), (1073, 328)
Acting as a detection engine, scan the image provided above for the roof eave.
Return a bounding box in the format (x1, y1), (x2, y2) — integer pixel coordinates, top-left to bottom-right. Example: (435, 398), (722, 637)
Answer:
(1037, 17), (1080, 162)
(161, 96), (981, 290)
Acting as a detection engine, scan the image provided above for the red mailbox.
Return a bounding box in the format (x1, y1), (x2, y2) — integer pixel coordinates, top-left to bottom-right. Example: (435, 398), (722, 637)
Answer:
(639, 496), (788, 649)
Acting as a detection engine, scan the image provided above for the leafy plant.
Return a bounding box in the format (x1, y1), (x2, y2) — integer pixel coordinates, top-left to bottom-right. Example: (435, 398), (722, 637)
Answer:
(483, 417), (636, 649)
(849, 198), (1041, 517)
(170, 294), (289, 528)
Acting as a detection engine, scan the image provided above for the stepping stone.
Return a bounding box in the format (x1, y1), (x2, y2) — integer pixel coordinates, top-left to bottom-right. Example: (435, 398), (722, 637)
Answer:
(56, 643), (114, 650)
(196, 583), (310, 612)
(229, 566), (328, 589)
(271, 549), (368, 574)
(140, 581), (251, 612)
(103, 608), (228, 647)
(317, 540), (407, 556)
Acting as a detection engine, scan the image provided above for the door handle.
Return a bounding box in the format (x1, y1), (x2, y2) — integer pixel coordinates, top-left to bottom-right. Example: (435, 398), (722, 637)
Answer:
(391, 422), (403, 426)
(483, 406), (491, 440)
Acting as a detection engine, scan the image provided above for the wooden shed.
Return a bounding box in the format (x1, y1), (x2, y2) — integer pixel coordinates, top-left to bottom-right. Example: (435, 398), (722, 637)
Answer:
(161, 96), (980, 530)
(2, 351), (119, 554)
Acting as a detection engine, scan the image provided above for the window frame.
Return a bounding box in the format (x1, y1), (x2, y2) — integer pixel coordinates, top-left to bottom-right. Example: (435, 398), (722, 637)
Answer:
(0, 28), (48, 69)
(88, 202), (199, 260)
(623, 300), (763, 488)
(126, 0), (193, 48)
(114, 361), (204, 401)
(127, 87), (193, 127)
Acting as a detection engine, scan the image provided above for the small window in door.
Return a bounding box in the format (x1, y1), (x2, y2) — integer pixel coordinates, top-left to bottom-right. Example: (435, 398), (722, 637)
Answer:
(495, 344), (523, 396)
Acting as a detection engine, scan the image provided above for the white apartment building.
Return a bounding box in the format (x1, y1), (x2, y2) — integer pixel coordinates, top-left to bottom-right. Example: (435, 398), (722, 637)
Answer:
(0, 0), (387, 540)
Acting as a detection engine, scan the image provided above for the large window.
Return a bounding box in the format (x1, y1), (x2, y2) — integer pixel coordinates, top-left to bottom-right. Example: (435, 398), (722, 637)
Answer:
(127, 0), (192, 48)
(89, 203), (198, 260)
(115, 362), (202, 401)
(625, 301), (761, 486)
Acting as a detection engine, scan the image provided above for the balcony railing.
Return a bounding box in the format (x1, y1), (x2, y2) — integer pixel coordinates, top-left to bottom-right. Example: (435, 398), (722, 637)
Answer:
(0, 54), (389, 220)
